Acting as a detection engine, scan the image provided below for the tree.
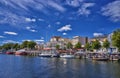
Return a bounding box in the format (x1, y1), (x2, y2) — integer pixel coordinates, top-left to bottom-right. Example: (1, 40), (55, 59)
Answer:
(74, 42), (81, 49)
(2, 43), (14, 50)
(56, 44), (60, 50)
(13, 43), (20, 50)
(103, 40), (110, 51)
(112, 29), (120, 52)
(21, 41), (36, 50)
(67, 42), (73, 49)
(27, 41), (36, 50)
(85, 42), (91, 51)
(21, 41), (29, 48)
(91, 40), (101, 51)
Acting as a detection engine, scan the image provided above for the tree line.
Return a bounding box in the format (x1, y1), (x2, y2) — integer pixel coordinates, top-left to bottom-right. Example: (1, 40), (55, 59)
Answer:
(0, 41), (36, 51)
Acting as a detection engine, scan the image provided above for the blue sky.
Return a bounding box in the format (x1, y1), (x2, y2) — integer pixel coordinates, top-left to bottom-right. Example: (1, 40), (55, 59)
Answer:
(0, 0), (120, 44)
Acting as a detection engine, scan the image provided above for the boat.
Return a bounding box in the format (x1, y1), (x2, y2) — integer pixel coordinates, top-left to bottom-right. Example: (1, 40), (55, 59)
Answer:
(39, 53), (53, 57)
(15, 49), (28, 55)
(6, 51), (15, 55)
(74, 51), (85, 59)
(39, 48), (59, 57)
(109, 54), (120, 61)
(60, 49), (75, 58)
(60, 53), (74, 58)
(92, 57), (109, 61)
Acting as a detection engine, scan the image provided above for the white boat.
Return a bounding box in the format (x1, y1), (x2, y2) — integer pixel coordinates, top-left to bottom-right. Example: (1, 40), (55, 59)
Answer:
(60, 53), (74, 58)
(39, 48), (59, 57)
(39, 53), (53, 57)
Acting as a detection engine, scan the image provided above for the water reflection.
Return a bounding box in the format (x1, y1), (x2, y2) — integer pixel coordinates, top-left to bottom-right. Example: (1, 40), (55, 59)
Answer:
(0, 55), (120, 78)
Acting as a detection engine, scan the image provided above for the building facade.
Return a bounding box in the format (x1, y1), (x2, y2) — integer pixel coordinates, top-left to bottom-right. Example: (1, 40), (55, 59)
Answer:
(71, 36), (88, 48)
(47, 36), (70, 49)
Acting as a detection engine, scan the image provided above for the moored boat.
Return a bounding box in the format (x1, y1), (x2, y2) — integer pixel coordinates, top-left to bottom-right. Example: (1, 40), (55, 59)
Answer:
(92, 57), (109, 61)
(39, 48), (59, 57)
(15, 49), (27, 55)
(6, 51), (15, 55)
(60, 53), (74, 58)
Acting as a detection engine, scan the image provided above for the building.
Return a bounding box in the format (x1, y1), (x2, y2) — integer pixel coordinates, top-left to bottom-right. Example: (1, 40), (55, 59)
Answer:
(47, 36), (70, 49)
(71, 36), (88, 48)
(107, 33), (118, 52)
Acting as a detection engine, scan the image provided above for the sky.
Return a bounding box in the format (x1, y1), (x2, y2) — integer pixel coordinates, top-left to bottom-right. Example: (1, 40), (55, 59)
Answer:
(0, 0), (120, 44)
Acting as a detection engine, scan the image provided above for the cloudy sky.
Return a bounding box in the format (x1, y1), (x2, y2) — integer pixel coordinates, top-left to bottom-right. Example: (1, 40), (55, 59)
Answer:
(0, 0), (120, 44)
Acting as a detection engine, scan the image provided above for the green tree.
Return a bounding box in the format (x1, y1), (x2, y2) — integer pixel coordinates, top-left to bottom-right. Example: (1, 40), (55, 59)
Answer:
(21, 41), (36, 50)
(0, 46), (2, 50)
(112, 29), (120, 52)
(21, 41), (29, 48)
(74, 42), (81, 49)
(27, 41), (36, 50)
(103, 40), (110, 51)
(56, 44), (60, 50)
(91, 40), (101, 51)
(67, 42), (73, 49)
(13, 43), (20, 50)
(2, 43), (14, 50)
(85, 42), (91, 51)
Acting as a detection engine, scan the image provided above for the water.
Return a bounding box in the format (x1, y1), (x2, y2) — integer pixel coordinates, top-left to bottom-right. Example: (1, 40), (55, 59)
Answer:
(0, 55), (120, 78)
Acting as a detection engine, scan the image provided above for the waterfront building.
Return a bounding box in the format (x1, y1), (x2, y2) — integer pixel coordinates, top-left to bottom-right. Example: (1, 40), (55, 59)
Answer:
(47, 36), (70, 49)
(107, 33), (118, 52)
(71, 36), (88, 48)
(89, 35), (108, 52)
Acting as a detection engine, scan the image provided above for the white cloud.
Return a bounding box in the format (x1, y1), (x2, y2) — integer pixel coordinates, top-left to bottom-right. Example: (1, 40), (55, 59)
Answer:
(0, 10), (26, 26)
(0, 0), (66, 26)
(41, 37), (44, 39)
(26, 26), (31, 30)
(63, 33), (67, 35)
(58, 24), (72, 32)
(56, 21), (61, 25)
(66, 0), (83, 7)
(22, 39), (31, 42)
(78, 3), (95, 16)
(93, 33), (103, 37)
(35, 39), (44, 42)
(38, 18), (44, 22)
(30, 29), (37, 32)
(48, 24), (51, 28)
(47, 1), (66, 12)
(25, 18), (36, 22)
(2, 40), (19, 43)
(0, 36), (5, 38)
(0, 0), (66, 13)
(101, 1), (120, 22)
(26, 26), (37, 32)
(4, 31), (18, 35)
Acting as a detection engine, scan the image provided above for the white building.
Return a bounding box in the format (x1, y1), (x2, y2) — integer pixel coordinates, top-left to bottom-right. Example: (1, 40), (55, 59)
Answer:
(47, 36), (70, 49)
(71, 36), (88, 48)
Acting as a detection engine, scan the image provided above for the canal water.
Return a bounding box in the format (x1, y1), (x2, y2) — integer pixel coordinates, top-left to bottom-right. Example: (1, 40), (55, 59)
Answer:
(0, 55), (120, 78)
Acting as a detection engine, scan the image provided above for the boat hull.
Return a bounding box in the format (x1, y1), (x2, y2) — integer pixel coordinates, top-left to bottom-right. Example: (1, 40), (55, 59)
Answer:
(60, 55), (74, 58)
(6, 52), (14, 55)
(15, 52), (28, 55)
(92, 57), (109, 61)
